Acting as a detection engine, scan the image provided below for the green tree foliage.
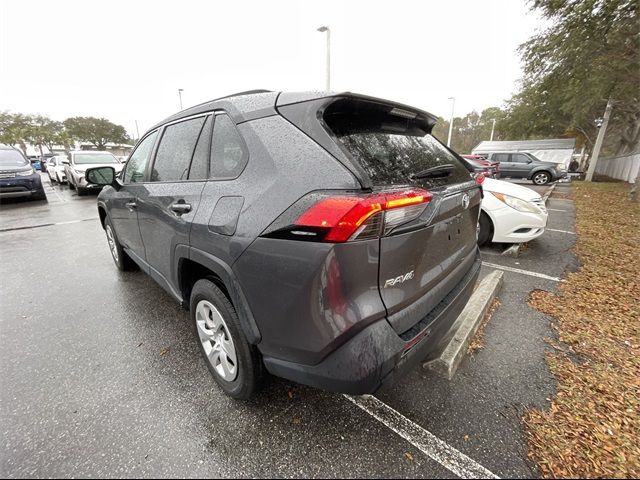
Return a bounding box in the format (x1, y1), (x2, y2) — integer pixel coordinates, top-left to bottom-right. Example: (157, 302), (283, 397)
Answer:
(432, 107), (507, 154)
(28, 115), (65, 157)
(502, 0), (639, 155)
(63, 117), (129, 150)
(0, 112), (32, 155)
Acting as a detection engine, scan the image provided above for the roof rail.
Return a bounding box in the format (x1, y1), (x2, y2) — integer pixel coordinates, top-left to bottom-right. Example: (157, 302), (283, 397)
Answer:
(179, 90), (274, 113)
(214, 89), (273, 101)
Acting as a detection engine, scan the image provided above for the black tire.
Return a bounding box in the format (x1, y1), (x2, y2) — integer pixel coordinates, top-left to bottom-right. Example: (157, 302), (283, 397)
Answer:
(478, 211), (493, 246)
(68, 178), (75, 190)
(77, 187), (86, 196)
(32, 188), (47, 201)
(104, 216), (138, 271)
(49, 173), (56, 184)
(190, 279), (263, 399)
(532, 171), (551, 185)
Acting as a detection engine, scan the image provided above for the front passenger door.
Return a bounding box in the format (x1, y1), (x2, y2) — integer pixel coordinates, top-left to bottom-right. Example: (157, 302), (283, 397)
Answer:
(109, 130), (159, 266)
(510, 153), (533, 179)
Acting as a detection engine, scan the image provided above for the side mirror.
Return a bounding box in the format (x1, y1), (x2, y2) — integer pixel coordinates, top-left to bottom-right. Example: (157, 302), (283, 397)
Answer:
(85, 166), (121, 191)
(62, 160), (70, 164)
(527, 159), (533, 164)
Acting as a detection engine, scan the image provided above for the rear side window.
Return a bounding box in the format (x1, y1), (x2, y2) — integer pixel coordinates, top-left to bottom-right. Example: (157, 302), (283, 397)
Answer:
(188, 116), (213, 180)
(152, 116), (206, 182)
(323, 98), (470, 189)
(210, 114), (248, 180)
(493, 153), (510, 163)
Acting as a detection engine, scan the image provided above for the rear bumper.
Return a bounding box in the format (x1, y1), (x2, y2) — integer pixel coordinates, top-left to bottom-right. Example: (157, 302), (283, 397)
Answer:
(263, 250), (481, 394)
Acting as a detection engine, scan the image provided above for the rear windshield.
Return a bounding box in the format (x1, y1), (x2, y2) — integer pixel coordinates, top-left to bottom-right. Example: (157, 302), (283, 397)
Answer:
(0, 149), (29, 167)
(324, 98), (471, 189)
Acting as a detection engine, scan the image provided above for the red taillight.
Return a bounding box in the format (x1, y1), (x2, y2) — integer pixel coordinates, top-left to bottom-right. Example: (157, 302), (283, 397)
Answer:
(474, 173), (486, 185)
(295, 188), (432, 242)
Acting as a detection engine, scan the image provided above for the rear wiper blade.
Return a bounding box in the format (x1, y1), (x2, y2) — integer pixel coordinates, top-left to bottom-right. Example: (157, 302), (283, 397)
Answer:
(410, 164), (455, 180)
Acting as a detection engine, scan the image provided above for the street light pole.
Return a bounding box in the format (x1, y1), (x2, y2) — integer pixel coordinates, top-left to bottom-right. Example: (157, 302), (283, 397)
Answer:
(317, 26), (331, 91)
(585, 97), (614, 182)
(447, 97), (455, 147)
(490, 118), (496, 141)
(178, 89), (184, 110)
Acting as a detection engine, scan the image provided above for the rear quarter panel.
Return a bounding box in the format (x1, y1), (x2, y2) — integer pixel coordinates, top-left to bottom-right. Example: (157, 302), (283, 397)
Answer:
(189, 114), (360, 268)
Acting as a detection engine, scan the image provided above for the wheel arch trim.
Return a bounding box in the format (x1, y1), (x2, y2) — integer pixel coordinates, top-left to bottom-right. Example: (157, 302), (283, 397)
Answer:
(180, 246), (261, 345)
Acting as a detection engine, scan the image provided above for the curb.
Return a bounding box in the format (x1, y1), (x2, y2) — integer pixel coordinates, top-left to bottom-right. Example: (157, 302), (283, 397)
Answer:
(542, 184), (556, 203)
(423, 270), (504, 380)
(501, 243), (521, 257)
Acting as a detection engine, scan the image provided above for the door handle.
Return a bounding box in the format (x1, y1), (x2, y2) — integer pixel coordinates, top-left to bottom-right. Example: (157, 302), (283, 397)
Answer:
(125, 201), (137, 210)
(170, 202), (192, 215)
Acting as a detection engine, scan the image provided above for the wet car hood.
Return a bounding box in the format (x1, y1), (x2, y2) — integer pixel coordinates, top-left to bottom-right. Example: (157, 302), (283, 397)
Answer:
(483, 178), (541, 201)
(72, 163), (124, 173)
(0, 162), (32, 173)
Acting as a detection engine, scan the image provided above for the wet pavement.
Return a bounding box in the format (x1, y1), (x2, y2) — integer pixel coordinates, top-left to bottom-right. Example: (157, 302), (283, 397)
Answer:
(0, 175), (576, 478)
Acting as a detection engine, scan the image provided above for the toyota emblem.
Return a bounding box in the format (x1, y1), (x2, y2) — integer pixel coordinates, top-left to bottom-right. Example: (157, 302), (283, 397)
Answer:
(461, 193), (470, 209)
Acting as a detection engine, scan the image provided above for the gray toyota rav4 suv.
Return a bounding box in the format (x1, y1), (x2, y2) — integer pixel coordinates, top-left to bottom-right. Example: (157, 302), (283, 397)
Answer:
(88, 91), (482, 399)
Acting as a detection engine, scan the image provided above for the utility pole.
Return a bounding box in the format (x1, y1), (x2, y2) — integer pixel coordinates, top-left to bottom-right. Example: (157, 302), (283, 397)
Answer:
(490, 118), (496, 141)
(447, 97), (455, 147)
(317, 26), (331, 90)
(178, 89), (184, 110)
(585, 97), (614, 182)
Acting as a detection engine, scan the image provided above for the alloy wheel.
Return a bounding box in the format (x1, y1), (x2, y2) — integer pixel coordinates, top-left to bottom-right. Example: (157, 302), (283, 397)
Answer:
(195, 300), (238, 381)
(105, 225), (119, 263)
(533, 173), (549, 185)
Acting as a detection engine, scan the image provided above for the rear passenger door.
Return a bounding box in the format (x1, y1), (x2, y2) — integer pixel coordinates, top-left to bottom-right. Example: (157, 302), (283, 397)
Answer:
(136, 114), (212, 294)
(189, 112), (250, 266)
(493, 153), (514, 177)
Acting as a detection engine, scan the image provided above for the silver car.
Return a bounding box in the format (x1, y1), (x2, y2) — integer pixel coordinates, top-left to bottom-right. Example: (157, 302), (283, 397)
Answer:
(65, 151), (124, 196)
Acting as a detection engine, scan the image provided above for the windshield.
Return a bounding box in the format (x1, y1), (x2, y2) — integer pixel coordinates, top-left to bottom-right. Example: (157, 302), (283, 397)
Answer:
(74, 153), (118, 164)
(0, 150), (29, 167)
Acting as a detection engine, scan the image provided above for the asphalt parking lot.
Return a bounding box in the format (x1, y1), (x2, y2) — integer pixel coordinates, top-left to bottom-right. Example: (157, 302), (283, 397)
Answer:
(0, 175), (576, 478)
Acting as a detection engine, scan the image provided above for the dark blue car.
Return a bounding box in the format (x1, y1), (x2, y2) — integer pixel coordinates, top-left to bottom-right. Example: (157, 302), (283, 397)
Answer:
(0, 146), (47, 201)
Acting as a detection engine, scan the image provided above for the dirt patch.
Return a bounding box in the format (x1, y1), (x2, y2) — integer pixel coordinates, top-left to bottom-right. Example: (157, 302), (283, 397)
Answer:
(524, 181), (640, 478)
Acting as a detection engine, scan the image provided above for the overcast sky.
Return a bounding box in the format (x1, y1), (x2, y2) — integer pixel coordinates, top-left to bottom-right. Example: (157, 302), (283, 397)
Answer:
(0, 0), (542, 138)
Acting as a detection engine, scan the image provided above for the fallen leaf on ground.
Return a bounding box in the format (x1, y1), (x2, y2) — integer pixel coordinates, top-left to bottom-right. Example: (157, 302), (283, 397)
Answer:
(524, 182), (640, 479)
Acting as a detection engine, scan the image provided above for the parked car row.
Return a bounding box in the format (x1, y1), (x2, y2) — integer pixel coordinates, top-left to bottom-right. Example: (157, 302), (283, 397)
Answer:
(45, 151), (125, 195)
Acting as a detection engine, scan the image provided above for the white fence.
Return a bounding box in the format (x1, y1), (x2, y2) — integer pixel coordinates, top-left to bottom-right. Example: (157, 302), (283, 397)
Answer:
(595, 152), (640, 183)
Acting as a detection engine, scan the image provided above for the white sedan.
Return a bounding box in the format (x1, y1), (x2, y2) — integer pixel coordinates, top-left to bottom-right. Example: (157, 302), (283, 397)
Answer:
(46, 156), (69, 184)
(478, 177), (548, 245)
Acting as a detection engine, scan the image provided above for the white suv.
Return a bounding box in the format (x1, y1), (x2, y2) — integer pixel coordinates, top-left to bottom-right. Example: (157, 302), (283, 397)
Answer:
(65, 151), (124, 196)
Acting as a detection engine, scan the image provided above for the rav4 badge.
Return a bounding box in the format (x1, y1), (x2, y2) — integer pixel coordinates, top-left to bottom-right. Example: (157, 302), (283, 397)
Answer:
(384, 270), (415, 288)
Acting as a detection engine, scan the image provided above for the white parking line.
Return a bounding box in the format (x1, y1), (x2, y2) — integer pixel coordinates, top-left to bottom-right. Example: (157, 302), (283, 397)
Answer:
(545, 228), (575, 234)
(0, 218), (97, 233)
(344, 394), (499, 479)
(481, 261), (562, 282)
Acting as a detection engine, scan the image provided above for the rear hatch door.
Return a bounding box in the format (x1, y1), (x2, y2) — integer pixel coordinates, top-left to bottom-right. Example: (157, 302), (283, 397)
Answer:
(320, 96), (481, 336)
